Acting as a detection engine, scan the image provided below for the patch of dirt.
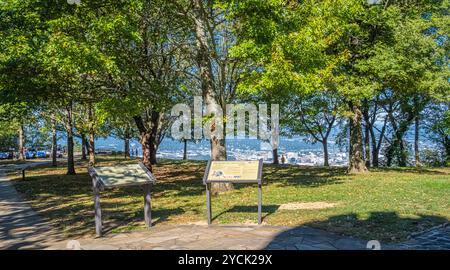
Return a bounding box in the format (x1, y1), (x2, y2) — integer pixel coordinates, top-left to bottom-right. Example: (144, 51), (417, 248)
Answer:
(278, 202), (338, 210)
(186, 221), (209, 226)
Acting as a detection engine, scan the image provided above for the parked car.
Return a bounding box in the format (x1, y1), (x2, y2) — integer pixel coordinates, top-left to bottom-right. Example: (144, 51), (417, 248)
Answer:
(25, 149), (36, 159)
(36, 148), (50, 158)
(0, 152), (13, 159)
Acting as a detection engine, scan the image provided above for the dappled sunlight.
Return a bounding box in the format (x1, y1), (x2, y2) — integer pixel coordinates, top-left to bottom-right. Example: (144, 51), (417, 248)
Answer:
(8, 159), (450, 240)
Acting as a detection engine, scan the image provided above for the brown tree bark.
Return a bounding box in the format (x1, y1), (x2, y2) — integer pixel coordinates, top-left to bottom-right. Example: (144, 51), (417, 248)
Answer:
(51, 116), (57, 167)
(386, 114), (413, 167)
(348, 102), (368, 174)
(88, 133), (95, 166)
(66, 103), (76, 175)
(88, 105), (95, 166)
(183, 139), (187, 160)
(18, 124), (25, 161)
(140, 131), (153, 171)
(362, 101), (371, 168)
(81, 134), (87, 160)
(323, 139), (329, 167)
(272, 148), (279, 164)
(124, 138), (130, 158)
(134, 111), (162, 172)
(150, 140), (158, 165)
(364, 123), (371, 168)
(414, 114), (421, 167)
(369, 117), (387, 168)
(444, 136), (450, 165)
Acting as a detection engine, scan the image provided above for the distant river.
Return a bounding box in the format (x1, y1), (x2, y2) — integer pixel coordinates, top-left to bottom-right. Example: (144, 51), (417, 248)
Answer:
(89, 131), (437, 166)
(94, 136), (342, 163)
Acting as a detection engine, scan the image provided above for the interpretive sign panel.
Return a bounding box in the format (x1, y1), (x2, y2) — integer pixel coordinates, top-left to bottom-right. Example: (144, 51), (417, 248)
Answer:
(93, 164), (156, 188)
(203, 159), (264, 225)
(203, 160), (262, 184)
(88, 162), (155, 237)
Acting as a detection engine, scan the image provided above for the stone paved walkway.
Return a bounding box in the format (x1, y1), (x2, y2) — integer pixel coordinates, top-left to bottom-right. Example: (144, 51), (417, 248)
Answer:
(0, 162), (65, 249)
(387, 224), (450, 250)
(50, 224), (450, 250)
(49, 225), (369, 250)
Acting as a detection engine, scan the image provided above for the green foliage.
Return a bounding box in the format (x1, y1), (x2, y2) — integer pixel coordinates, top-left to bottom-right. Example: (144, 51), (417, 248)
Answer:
(283, 91), (342, 143)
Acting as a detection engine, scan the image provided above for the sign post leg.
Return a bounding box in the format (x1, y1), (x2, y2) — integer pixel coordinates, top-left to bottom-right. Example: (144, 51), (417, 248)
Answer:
(93, 185), (102, 237)
(258, 184), (262, 225)
(206, 184), (212, 225)
(144, 184), (152, 228)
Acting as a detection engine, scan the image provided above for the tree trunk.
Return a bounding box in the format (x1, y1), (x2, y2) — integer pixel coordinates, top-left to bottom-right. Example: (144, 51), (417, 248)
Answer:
(51, 116), (57, 167)
(88, 105), (95, 166)
(371, 139), (379, 167)
(348, 103), (368, 174)
(124, 138), (130, 158)
(414, 115), (421, 167)
(362, 103), (371, 168)
(364, 123), (371, 168)
(323, 139), (329, 167)
(84, 139), (89, 158)
(272, 148), (279, 164)
(150, 142), (157, 165)
(369, 123), (381, 168)
(134, 111), (161, 172)
(386, 145), (394, 167)
(150, 111), (160, 165)
(444, 136), (450, 165)
(140, 132), (153, 171)
(398, 140), (407, 167)
(66, 104), (76, 175)
(390, 120), (412, 167)
(18, 124), (25, 161)
(386, 102), (416, 167)
(81, 134), (87, 160)
(193, 0), (231, 194)
(183, 139), (187, 160)
(88, 133), (95, 166)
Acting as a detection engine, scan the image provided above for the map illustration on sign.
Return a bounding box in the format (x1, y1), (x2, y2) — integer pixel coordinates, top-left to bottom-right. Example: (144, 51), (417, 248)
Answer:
(206, 161), (260, 182)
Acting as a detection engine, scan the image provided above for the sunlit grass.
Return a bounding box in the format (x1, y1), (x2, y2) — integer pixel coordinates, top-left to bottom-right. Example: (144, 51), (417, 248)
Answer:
(10, 156), (450, 242)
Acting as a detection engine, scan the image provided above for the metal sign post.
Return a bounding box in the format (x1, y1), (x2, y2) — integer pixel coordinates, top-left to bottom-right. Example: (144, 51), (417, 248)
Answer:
(88, 162), (156, 237)
(203, 159), (264, 225)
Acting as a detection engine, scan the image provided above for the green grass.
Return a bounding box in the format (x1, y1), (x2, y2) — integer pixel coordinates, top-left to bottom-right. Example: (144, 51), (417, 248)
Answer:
(10, 156), (450, 242)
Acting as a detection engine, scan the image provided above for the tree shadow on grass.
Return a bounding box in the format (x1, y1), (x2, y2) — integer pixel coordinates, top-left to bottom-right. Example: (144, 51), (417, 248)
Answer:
(11, 172), (189, 237)
(34, 196), (187, 237)
(262, 165), (346, 188)
(211, 205), (280, 223)
(264, 211), (449, 250)
(102, 207), (186, 235)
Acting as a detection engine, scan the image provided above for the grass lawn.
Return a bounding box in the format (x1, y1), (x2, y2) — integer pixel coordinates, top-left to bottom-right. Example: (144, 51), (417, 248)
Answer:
(9, 156), (450, 242)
